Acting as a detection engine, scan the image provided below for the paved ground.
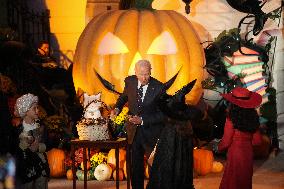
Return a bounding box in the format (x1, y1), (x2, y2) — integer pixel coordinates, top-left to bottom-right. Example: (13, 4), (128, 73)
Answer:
(49, 135), (284, 189)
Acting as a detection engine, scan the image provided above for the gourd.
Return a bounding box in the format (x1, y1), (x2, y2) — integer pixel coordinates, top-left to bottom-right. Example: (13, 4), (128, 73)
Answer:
(66, 169), (73, 180)
(94, 163), (113, 181)
(211, 161), (223, 173)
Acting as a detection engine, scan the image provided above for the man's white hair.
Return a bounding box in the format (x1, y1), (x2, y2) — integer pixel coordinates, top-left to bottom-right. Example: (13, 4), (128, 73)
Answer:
(135, 59), (151, 70)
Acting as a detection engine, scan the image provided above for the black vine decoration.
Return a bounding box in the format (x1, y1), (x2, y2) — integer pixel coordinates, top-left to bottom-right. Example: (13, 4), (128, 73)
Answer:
(203, 28), (243, 91)
(226, 0), (270, 36)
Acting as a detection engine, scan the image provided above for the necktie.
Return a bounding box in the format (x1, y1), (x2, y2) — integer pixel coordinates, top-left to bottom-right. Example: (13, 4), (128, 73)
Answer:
(137, 85), (144, 114)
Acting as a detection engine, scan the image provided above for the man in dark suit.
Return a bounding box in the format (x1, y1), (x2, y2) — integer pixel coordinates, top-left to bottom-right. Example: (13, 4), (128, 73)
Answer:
(112, 59), (165, 189)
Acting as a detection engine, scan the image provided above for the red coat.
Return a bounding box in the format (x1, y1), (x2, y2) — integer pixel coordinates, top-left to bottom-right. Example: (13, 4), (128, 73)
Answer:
(218, 117), (262, 189)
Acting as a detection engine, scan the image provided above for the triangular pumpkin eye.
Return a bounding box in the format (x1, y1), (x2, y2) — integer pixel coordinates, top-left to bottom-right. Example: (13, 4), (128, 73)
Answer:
(98, 32), (129, 55)
(147, 31), (177, 55)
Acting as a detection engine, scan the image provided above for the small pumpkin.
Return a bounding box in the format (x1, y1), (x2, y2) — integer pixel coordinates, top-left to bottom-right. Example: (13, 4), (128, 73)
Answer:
(193, 148), (214, 176)
(94, 163), (112, 181)
(47, 148), (66, 177)
(66, 169), (73, 180)
(107, 149), (126, 169)
(112, 168), (124, 180)
(76, 170), (92, 181)
(211, 161), (223, 173)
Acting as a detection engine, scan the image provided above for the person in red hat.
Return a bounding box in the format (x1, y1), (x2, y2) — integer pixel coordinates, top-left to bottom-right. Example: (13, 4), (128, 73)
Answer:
(215, 87), (263, 189)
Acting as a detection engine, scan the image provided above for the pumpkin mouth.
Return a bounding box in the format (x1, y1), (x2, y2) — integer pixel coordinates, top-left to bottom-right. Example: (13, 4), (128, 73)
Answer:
(94, 68), (180, 95)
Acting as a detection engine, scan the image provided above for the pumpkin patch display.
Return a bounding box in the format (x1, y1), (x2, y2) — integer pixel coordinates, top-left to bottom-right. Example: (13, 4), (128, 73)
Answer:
(47, 148), (66, 177)
(73, 0), (205, 105)
(193, 148), (214, 176)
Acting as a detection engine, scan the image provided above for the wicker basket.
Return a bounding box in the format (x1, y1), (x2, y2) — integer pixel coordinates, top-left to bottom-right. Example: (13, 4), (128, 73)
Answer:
(76, 118), (111, 141)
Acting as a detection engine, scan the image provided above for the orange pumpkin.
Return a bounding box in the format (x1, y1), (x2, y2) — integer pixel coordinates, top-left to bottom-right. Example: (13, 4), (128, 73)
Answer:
(66, 169), (73, 180)
(107, 149), (126, 169)
(47, 148), (66, 177)
(211, 161), (223, 173)
(112, 168), (124, 180)
(193, 149), (213, 176)
(73, 0), (205, 105)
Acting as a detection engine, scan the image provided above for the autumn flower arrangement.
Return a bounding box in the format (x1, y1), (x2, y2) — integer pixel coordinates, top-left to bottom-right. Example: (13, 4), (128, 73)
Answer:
(111, 107), (129, 138)
(90, 152), (108, 169)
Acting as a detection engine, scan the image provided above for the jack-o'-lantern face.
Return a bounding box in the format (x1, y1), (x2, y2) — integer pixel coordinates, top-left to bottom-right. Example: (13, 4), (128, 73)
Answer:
(73, 9), (205, 105)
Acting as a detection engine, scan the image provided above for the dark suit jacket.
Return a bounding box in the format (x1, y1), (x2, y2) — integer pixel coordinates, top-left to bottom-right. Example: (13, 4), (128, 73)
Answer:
(115, 75), (166, 152)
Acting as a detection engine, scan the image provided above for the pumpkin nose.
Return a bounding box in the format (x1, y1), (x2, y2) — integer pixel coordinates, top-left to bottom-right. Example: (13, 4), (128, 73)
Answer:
(128, 52), (142, 76)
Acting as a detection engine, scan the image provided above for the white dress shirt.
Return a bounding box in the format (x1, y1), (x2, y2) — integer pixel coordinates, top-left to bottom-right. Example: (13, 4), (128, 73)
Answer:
(137, 81), (149, 102)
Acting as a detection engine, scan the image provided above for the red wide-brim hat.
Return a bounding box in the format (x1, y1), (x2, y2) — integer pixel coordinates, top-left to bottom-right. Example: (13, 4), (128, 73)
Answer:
(220, 87), (262, 108)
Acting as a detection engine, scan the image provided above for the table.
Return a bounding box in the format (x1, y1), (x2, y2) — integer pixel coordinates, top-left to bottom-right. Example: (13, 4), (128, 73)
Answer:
(70, 139), (130, 189)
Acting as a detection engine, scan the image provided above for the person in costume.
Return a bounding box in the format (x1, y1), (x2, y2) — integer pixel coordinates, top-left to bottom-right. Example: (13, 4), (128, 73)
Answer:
(147, 79), (207, 189)
(215, 87), (262, 189)
(14, 93), (49, 189)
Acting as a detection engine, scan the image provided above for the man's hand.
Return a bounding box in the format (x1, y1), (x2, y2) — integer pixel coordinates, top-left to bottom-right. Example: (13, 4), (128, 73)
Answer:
(128, 115), (142, 125)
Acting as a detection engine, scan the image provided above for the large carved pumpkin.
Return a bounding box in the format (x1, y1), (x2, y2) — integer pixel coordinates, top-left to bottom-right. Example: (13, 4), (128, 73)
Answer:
(73, 0), (205, 105)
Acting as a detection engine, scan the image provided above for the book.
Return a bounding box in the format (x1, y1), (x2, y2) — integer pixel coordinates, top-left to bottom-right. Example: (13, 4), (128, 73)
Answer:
(228, 72), (264, 84)
(256, 86), (267, 96)
(224, 61), (264, 75)
(253, 84), (267, 92)
(233, 47), (260, 56)
(241, 65), (264, 75)
(224, 47), (260, 65)
(224, 55), (260, 65)
(244, 79), (266, 92)
(241, 72), (264, 83)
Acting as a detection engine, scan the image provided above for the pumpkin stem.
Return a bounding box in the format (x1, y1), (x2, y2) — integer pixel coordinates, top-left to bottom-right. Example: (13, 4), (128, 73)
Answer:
(134, 0), (154, 10)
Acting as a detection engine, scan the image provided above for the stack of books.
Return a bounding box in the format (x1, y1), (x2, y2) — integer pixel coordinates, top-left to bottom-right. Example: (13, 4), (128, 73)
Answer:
(223, 47), (268, 105)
